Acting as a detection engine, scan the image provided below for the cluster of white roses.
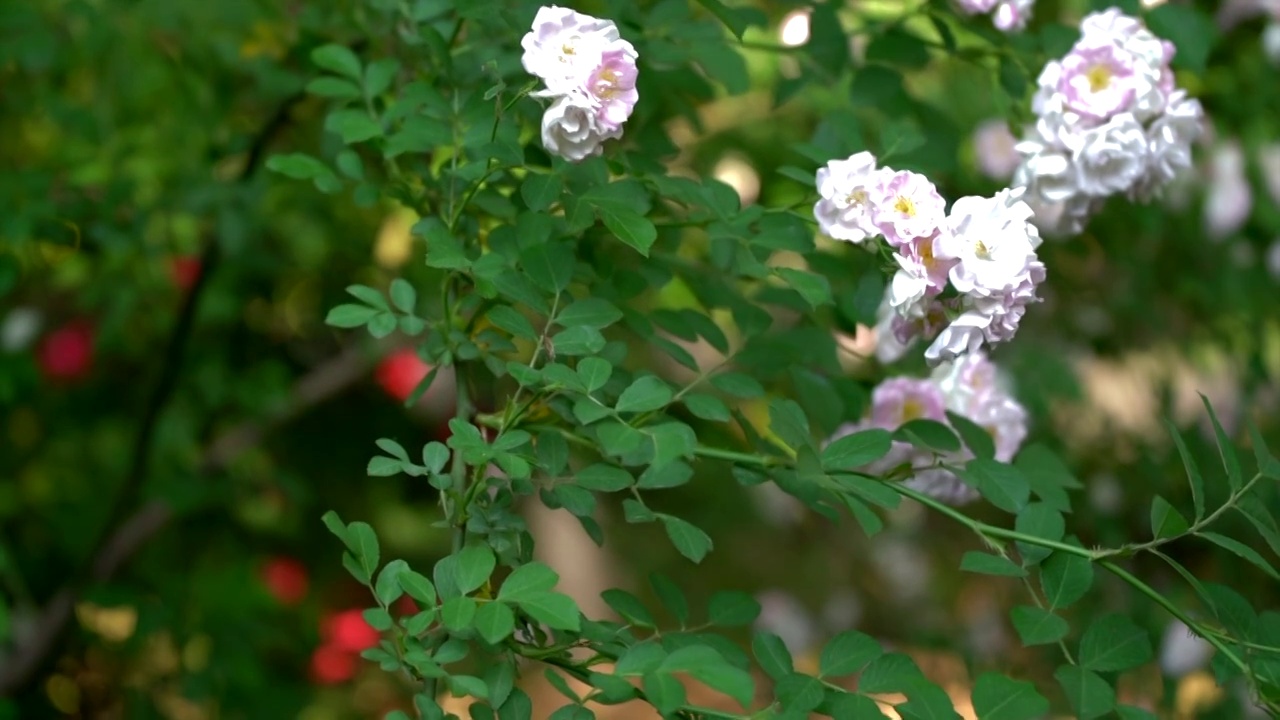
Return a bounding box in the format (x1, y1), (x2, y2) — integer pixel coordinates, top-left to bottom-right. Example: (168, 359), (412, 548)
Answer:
(826, 352), (1029, 505)
(953, 0), (1035, 33)
(1012, 7), (1206, 235)
(814, 152), (1046, 367)
(521, 6), (639, 162)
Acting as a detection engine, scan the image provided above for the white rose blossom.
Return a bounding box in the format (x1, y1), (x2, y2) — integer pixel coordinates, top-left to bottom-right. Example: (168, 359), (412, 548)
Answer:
(1011, 8), (1204, 235)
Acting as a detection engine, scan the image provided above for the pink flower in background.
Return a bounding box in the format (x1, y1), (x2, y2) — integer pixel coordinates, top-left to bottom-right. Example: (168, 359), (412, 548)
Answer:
(376, 348), (431, 402)
(872, 170), (947, 246)
(814, 151), (882, 243)
(973, 119), (1021, 179)
(1058, 40), (1139, 120)
(260, 557), (309, 606)
(325, 609), (380, 653)
(1204, 140), (1252, 240)
(953, 0), (1034, 32)
(310, 645), (357, 685)
(521, 5), (633, 93)
(868, 377), (948, 429)
(36, 320), (95, 383)
(168, 255), (203, 293)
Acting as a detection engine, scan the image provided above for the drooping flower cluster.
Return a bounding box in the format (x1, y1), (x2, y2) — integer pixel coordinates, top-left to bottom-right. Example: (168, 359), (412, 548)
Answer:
(824, 352), (1029, 505)
(1012, 7), (1206, 235)
(815, 152), (1045, 366)
(521, 6), (639, 162)
(953, 0), (1035, 33)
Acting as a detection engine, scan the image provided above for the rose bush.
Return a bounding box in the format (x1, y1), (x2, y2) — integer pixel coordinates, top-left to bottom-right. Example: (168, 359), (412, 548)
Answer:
(2, 0), (1280, 718)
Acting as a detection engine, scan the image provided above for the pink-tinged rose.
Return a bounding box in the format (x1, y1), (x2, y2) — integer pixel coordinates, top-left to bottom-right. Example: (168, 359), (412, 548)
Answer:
(973, 119), (1021, 179)
(36, 320), (95, 382)
(872, 170), (947, 247)
(587, 47), (639, 131)
(1058, 40), (1138, 120)
(868, 377), (947, 429)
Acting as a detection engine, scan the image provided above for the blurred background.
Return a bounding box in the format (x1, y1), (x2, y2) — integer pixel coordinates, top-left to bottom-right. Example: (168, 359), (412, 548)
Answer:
(3, 0), (1280, 717)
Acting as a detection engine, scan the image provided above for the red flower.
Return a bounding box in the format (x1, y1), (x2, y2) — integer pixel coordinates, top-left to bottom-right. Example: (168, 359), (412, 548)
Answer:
(168, 255), (202, 292)
(323, 609), (380, 653)
(310, 644), (357, 685)
(36, 320), (95, 382)
(375, 348), (431, 403)
(260, 557), (308, 606)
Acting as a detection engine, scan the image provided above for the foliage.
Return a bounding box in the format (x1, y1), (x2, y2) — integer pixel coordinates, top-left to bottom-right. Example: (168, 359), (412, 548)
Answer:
(4, 0), (1280, 718)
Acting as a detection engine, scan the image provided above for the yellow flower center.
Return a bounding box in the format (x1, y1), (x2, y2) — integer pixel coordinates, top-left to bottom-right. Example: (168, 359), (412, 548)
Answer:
(893, 195), (917, 217)
(845, 188), (867, 207)
(1086, 64), (1112, 93)
(973, 239), (992, 259)
(596, 68), (619, 99)
(902, 399), (924, 422)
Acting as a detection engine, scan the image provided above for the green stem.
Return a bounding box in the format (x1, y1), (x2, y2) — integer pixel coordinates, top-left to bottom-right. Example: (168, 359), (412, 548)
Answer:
(1099, 560), (1250, 676)
(1118, 472), (1264, 557)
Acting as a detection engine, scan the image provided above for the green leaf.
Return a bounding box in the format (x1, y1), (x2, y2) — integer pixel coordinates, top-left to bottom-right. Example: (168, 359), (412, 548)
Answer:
(576, 463), (632, 492)
(517, 591), (581, 630)
(311, 43), (363, 79)
(1247, 418), (1280, 479)
(752, 631), (794, 680)
(306, 77), (362, 100)
(498, 562), (559, 602)
(363, 57), (399, 96)
(1079, 614), (1153, 672)
(1010, 605), (1068, 646)
(363, 607), (392, 631)
(1147, 4), (1216, 73)
(267, 152), (332, 180)
(520, 243), (574, 294)
(775, 673), (825, 712)
(520, 174), (563, 212)
(895, 419), (960, 453)
(600, 207), (657, 256)
(768, 398), (812, 451)
(375, 560), (408, 605)
(1200, 395), (1245, 492)
(945, 411), (996, 460)
(819, 630), (882, 678)
(326, 110), (383, 144)
(597, 421), (645, 457)
(326, 303), (381, 328)
(487, 306), (538, 340)
(576, 357), (612, 393)
(321, 510), (350, 546)
(1149, 495), (1189, 540)
(601, 589), (656, 628)
(866, 27), (931, 69)
(660, 514), (713, 563)
(683, 393), (731, 422)
(1165, 419), (1206, 521)
(1116, 706), (1159, 720)
(707, 591), (761, 627)
(389, 279), (416, 314)
(857, 653), (924, 694)
(693, 0), (764, 40)
(447, 674), (489, 700)
(1199, 531), (1280, 579)
(454, 545), (496, 594)
(1054, 665), (1116, 720)
(963, 459), (1031, 514)
(646, 422), (697, 468)
(1015, 503), (1064, 565)
(1014, 444), (1079, 513)
(776, 267), (832, 308)
(616, 641), (666, 676)
(399, 569), (437, 606)
(557, 298), (623, 329)
(637, 460), (693, 490)
(960, 551), (1026, 578)
(821, 429), (892, 471)
(441, 596), (477, 631)
(641, 672), (685, 715)
(348, 522), (381, 585)
(474, 600), (516, 644)
(552, 326), (606, 356)
(650, 572), (689, 626)
(711, 372), (764, 399)
(970, 673), (1049, 720)
(616, 375), (673, 413)
(1040, 551), (1094, 609)
(686, 658), (755, 710)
